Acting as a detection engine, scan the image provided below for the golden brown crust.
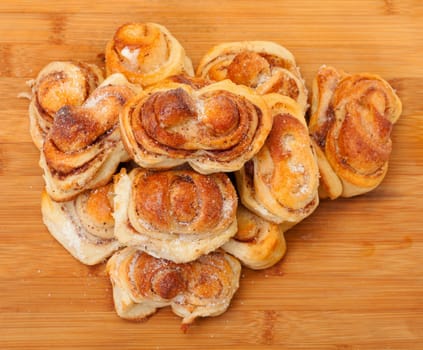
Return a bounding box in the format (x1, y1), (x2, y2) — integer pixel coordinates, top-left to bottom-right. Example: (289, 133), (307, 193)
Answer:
(120, 79), (272, 174)
(113, 168), (238, 263)
(40, 73), (140, 202)
(41, 182), (120, 265)
(236, 94), (319, 225)
(105, 22), (194, 86)
(308, 65), (402, 198)
(29, 61), (104, 150)
(222, 205), (286, 270)
(197, 41), (308, 112)
(106, 247), (241, 325)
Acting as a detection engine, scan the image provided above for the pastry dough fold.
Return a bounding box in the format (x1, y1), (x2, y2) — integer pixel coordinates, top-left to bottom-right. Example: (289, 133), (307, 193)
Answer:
(41, 182), (120, 265)
(308, 65), (402, 198)
(106, 247), (241, 326)
(40, 73), (140, 202)
(120, 79), (272, 174)
(105, 22), (194, 87)
(236, 94), (319, 225)
(113, 168), (238, 263)
(29, 61), (103, 149)
(197, 41), (308, 112)
(223, 205), (286, 270)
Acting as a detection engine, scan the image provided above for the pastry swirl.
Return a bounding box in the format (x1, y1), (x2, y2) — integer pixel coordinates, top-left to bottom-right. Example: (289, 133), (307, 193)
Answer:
(223, 205), (286, 270)
(120, 79), (272, 174)
(236, 94), (319, 225)
(197, 41), (308, 112)
(308, 65), (402, 198)
(106, 247), (241, 327)
(105, 22), (194, 87)
(113, 168), (238, 263)
(29, 61), (103, 149)
(41, 181), (120, 265)
(40, 73), (140, 202)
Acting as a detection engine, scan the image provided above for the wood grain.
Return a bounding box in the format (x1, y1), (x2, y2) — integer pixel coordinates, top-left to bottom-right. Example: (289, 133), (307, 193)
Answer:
(1, 0), (422, 349)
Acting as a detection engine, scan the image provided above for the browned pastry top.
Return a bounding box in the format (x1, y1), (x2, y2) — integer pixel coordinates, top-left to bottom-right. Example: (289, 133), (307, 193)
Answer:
(80, 183), (114, 228)
(128, 251), (233, 302)
(111, 23), (170, 75)
(309, 66), (402, 188)
(34, 62), (102, 127)
(44, 83), (135, 175)
(105, 22), (193, 87)
(121, 79), (271, 174)
(196, 41), (307, 109)
(135, 88), (251, 150)
(130, 169), (237, 234)
(222, 51), (299, 99)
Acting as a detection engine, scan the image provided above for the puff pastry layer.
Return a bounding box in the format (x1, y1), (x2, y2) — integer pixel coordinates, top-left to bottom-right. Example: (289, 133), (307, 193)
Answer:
(106, 247), (241, 327)
(41, 182), (120, 265)
(223, 205), (286, 270)
(308, 65), (402, 199)
(40, 73), (140, 202)
(113, 168), (238, 263)
(105, 22), (194, 87)
(120, 79), (272, 174)
(29, 61), (103, 150)
(197, 41), (308, 112)
(236, 94), (319, 225)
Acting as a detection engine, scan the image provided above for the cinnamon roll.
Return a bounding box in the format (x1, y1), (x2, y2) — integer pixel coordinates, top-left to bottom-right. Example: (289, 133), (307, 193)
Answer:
(40, 73), (141, 202)
(29, 61), (103, 149)
(236, 94), (319, 225)
(308, 65), (402, 199)
(223, 205), (286, 270)
(41, 181), (120, 265)
(105, 22), (194, 87)
(197, 41), (308, 112)
(113, 168), (238, 263)
(120, 79), (272, 174)
(106, 247), (241, 327)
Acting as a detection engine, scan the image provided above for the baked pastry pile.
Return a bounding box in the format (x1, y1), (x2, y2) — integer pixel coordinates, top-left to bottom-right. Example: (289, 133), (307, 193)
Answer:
(27, 22), (402, 329)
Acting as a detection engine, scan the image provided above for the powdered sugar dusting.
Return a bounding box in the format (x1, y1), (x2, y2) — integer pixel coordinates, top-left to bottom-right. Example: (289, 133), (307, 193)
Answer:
(195, 99), (205, 121)
(281, 134), (294, 153)
(288, 161), (305, 174)
(256, 72), (270, 86)
(121, 47), (140, 70)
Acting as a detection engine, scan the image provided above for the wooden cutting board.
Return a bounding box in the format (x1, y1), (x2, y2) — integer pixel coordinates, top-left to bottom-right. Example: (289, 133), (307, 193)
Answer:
(1, 1), (422, 349)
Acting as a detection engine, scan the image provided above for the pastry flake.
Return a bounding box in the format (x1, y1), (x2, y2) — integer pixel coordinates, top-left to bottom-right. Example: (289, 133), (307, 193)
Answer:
(105, 22), (194, 87)
(28, 61), (103, 150)
(113, 168), (238, 263)
(106, 247), (241, 327)
(236, 94), (319, 225)
(41, 181), (120, 265)
(120, 79), (272, 174)
(197, 41), (308, 112)
(308, 65), (402, 198)
(40, 73), (141, 202)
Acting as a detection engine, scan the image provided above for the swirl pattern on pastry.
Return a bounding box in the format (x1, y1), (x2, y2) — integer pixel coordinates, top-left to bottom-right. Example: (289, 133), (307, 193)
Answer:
(29, 61), (104, 150)
(223, 205), (286, 270)
(308, 65), (402, 198)
(236, 94), (319, 225)
(40, 73), (141, 202)
(106, 247), (241, 327)
(105, 22), (194, 87)
(120, 79), (272, 174)
(41, 181), (120, 265)
(113, 168), (238, 263)
(197, 41), (308, 112)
